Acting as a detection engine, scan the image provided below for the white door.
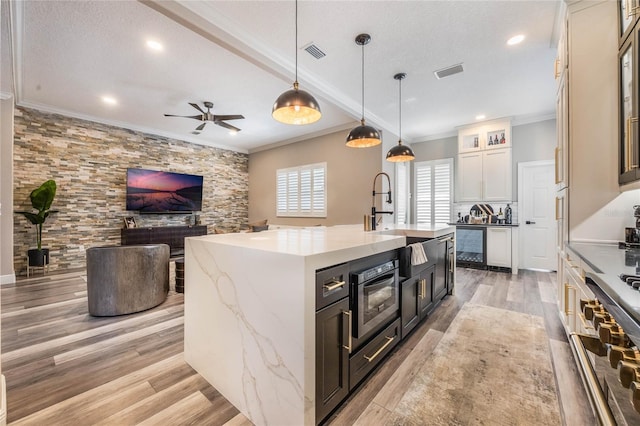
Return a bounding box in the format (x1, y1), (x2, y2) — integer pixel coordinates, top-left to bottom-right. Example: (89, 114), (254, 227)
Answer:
(519, 161), (556, 270)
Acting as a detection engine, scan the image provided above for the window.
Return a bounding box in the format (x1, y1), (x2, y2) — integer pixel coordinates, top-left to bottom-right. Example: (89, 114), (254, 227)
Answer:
(414, 159), (453, 225)
(277, 162), (326, 217)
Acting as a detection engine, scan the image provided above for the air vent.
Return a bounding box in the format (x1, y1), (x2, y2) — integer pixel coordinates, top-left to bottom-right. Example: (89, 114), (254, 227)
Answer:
(303, 43), (326, 59)
(434, 63), (464, 79)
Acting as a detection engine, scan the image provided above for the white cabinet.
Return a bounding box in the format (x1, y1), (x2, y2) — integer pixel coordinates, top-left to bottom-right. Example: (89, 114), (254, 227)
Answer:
(487, 227), (512, 268)
(457, 148), (512, 202)
(458, 119), (511, 153)
(457, 152), (483, 201)
(555, 71), (569, 190)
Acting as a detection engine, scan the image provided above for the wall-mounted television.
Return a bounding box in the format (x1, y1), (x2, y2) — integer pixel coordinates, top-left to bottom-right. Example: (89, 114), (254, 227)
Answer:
(126, 168), (203, 214)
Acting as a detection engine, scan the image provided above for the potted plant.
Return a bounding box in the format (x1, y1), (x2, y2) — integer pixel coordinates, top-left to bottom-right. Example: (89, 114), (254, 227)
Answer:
(16, 179), (58, 267)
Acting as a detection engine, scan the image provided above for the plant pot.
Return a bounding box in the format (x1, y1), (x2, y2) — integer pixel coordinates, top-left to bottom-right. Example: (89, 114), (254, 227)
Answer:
(27, 248), (50, 267)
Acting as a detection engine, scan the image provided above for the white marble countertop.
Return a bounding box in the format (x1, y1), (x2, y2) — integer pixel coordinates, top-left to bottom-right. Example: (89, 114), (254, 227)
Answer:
(183, 223), (456, 425)
(193, 224), (456, 256)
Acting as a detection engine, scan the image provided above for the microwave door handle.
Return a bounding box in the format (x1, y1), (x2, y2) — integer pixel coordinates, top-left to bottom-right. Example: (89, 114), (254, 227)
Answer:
(362, 274), (395, 290)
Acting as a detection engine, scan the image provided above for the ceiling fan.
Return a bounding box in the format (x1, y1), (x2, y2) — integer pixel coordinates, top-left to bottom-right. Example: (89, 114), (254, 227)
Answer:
(164, 101), (244, 134)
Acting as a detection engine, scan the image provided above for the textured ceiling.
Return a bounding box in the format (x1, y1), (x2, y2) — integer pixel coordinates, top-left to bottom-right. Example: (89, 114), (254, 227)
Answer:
(2, 0), (560, 153)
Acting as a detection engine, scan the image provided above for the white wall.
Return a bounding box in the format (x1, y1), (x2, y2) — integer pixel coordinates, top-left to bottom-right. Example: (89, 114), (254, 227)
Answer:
(511, 119), (556, 201)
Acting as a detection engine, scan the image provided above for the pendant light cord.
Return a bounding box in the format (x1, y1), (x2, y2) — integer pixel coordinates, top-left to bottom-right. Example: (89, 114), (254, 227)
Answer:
(398, 77), (402, 141)
(361, 41), (365, 121)
(294, 0), (298, 84)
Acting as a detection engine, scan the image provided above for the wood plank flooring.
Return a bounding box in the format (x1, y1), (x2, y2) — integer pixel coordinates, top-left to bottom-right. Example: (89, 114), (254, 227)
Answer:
(2, 267), (592, 425)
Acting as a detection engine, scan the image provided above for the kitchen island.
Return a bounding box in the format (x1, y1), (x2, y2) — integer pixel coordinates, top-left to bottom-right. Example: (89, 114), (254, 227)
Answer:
(183, 224), (454, 425)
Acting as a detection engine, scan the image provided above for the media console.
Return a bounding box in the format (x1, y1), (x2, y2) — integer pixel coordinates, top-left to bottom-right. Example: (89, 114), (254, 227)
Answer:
(120, 225), (207, 258)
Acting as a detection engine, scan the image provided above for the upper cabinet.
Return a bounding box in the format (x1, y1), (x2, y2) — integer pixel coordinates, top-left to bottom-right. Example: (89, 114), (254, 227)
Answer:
(619, 1), (640, 185)
(457, 119), (512, 202)
(620, 0), (639, 45)
(457, 149), (512, 202)
(619, 30), (639, 184)
(458, 119), (511, 153)
(456, 120), (512, 202)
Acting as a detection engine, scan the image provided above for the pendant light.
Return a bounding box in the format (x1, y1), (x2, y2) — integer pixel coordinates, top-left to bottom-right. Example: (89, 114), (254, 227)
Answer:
(272, 0), (322, 125)
(386, 73), (415, 162)
(346, 33), (381, 148)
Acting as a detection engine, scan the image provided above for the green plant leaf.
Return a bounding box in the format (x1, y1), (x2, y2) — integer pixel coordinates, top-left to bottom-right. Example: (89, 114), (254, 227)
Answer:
(30, 180), (57, 211)
(16, 211), (41, 225)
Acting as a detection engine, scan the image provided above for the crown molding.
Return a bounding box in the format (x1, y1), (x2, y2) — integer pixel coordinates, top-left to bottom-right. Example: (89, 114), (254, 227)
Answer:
(248, 122), (355, 154)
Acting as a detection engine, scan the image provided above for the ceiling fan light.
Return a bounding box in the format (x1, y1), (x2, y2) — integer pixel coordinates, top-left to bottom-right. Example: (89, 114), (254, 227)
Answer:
(386, 141), (415, 162)
(272, 84), (322, 125)
(346, 121), (381, 148)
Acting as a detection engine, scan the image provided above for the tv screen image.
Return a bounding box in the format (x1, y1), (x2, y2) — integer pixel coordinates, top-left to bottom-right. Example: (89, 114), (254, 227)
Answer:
(126, 168), (203, 213)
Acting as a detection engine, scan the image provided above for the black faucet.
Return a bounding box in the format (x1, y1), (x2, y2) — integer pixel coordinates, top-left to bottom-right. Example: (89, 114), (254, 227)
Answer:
(371, 172), (393, 230)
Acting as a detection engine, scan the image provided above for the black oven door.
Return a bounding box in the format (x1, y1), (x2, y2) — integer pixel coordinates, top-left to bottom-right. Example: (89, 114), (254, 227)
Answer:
(354, 269), (399, 339)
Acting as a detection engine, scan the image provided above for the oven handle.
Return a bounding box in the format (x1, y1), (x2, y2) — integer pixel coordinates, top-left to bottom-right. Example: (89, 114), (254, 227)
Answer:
(570, 333), (616, 426)
(362, 273), (395, 290)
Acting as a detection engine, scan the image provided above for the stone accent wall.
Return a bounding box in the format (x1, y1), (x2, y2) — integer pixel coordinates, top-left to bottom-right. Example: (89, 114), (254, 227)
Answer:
(13, 107), (248, 275)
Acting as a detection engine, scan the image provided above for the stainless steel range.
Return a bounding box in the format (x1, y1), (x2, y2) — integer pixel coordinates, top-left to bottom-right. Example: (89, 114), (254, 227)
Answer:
(568, 243), (640, 425)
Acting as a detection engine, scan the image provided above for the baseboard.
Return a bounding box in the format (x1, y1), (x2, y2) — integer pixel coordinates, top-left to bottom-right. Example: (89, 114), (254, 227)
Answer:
(0, 274), (15, 285)
(0, 374), (6, 426)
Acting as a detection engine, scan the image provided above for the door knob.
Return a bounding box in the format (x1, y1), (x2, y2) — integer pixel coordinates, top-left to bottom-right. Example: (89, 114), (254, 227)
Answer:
(525, 220), (536, 224)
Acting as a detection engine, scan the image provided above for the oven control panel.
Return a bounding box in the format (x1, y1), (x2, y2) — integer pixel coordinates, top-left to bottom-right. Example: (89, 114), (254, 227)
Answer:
(355, 260), (396, 283)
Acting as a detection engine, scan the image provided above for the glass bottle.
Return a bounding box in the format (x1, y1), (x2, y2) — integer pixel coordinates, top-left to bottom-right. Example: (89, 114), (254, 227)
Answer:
(488, 136), (493, 145)
(500, 132), (506, 144)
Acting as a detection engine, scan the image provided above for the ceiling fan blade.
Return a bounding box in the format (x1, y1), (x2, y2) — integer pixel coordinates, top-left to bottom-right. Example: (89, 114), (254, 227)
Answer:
(215, 121), (241, 132)
(195, 122), (207, 131)
(164, 114), (204, 120)
(189, 103), (206, 114)
(213, 114), (245, 121)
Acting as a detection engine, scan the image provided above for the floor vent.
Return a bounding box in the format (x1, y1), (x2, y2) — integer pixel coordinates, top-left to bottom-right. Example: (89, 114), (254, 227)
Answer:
(303, 43), (326, 59)
(434, 63), (464, 79)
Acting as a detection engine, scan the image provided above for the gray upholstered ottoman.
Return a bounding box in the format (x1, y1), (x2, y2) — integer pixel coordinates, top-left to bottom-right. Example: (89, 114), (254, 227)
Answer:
(86, 244), (170, 316)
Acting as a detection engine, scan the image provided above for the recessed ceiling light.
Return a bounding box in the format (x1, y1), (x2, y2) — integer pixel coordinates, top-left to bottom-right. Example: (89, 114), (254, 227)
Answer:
(476, 114), (486, 120)
(146, 40), (164, 51)
(101, 96), (117, 105)
(229, 130), (238, 136)
(507, 34), (525, 46)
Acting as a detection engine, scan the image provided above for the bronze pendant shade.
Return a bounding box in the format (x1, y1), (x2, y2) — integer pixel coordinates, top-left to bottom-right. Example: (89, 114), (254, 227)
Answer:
(346, 33), (381, 148)
(386, 72), (415, 162)
(272, 81), (322, 125)
(272, 0), (322, 125)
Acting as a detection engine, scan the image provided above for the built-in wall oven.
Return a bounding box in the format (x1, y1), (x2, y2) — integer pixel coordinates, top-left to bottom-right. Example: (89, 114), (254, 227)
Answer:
(348, 255), (401, 390)
(351, 259), (399, 348)
(455, 225), (486, 269)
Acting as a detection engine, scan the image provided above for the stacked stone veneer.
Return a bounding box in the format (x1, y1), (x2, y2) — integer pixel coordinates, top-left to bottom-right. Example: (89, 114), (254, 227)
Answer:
(13, 107), (248, 275)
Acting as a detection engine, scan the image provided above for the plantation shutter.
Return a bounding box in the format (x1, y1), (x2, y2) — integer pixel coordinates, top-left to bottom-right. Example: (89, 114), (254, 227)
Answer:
(414, 159), (453, 225)
(276, 163), (327, 217)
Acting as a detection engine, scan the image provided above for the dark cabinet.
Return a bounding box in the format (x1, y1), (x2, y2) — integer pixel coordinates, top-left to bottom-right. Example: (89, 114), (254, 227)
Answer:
(315, 298), (350, 424)
(400, 266), (436, 340)
(120, 225), (207, 257)
(429, 235), (454, 303)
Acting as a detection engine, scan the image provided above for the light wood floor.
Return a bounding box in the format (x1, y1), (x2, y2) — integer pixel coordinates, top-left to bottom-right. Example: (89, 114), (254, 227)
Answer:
(2, 268), (592, 425)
